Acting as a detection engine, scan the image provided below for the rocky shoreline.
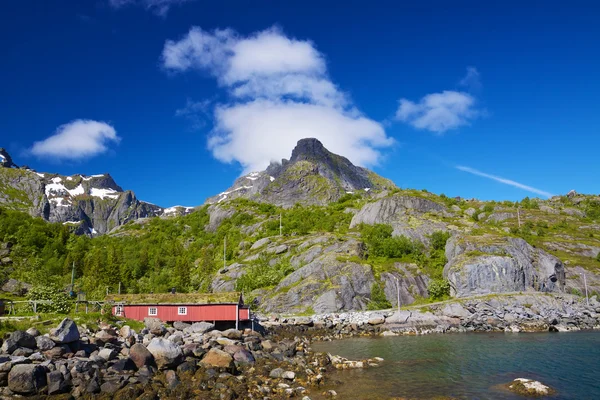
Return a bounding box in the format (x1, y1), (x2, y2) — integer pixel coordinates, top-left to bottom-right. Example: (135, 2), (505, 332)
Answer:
(262, 293), (600, 338)
(0, 317), (369, 399)
(0, 293), (598, 399)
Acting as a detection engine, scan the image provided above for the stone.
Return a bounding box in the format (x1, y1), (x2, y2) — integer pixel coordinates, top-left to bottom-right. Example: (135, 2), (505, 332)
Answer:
(250, 237), (271, 250)
(233, 349), (255, 364)
(221, 329), (243, 340)
(8, 364), (47, 394)
(368, 314), (385, 325)
(165, 369), (180, 390)
(144, 318), (166, 335)
(441, 303), (472, 318)
(184, 321), (215, 334)
(282, 371), (296, 380)
(12, 347), (34, 357)
(119, 325), (133, 339)
(47, 370), (69, 395)
(146, 338), (182, 369)
(200, 348), (234, 369)
(50, 318), (80, 344)
(129, 343), (155, 368)
(176, 361), (197, 375)
(109, 358), (138, 373)
(25, 328), (40, 338)
(98, 348), (118, 361)
(270, 368), (285, 378)
(508, 378), (555, 396)
(1, 338), (17, 354)
(385, 310), (412, 324)
(173, 321), (190, 331)
(35, 336), (55, 351)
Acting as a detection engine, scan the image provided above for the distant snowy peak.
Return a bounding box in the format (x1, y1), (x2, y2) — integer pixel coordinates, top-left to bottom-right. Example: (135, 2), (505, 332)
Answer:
(207, 170), (275, 204)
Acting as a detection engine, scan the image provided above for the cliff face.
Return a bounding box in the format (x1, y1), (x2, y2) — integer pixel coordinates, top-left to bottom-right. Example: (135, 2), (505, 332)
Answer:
(205, 138), (396, 207)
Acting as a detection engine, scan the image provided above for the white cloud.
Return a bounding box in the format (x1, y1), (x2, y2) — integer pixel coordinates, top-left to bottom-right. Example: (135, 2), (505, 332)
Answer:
(396, 90), (478, 134)
(209, 100), (392, 172)
(31, 120), (120, 160)
(456, 166), (553, 198)
(162, 26), (393, 172)
(459, 66), (482, 92)
(175, 98), (211, 130)
(396, 67), (483, 134)
(108, 0), (195, 16)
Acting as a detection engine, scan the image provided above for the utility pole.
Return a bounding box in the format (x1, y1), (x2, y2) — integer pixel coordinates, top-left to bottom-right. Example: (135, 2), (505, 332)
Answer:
(70, 261), (75, 296)
(583, 273), (589, 306)
(223, 237), (227, 269)
(393, 276), (400, 311)
(279, 213), (282, 236)
(118, 282), (121, 295)
(517, 207), (521, 228)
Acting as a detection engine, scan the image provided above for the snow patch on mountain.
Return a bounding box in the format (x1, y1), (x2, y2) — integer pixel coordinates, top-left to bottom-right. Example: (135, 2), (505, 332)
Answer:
(90, 188), (119, 199)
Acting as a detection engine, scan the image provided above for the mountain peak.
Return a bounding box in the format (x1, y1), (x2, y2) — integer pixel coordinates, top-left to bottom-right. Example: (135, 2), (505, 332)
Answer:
(0, 148), (17, 168)
(290, 138), (328, 162)
(206, 137), (397, 207)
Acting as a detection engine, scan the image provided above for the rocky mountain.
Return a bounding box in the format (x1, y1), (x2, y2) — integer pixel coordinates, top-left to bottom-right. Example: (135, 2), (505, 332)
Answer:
(0, 149), (193, 235)
(205, 138), (396, 207)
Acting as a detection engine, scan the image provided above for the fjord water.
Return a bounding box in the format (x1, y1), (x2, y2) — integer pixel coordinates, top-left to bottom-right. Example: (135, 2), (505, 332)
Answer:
(312, 331), (600, 399)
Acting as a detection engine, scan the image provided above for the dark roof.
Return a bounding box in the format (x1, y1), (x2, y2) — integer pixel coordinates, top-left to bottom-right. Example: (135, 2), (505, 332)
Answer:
(105, 292), (242, 305)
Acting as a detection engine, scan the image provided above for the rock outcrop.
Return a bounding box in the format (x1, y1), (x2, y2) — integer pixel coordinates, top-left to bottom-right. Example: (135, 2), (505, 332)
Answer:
(444, 235), (565, 297)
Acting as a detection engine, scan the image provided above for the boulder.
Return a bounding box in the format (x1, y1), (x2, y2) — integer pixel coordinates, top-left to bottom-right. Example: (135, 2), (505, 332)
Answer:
(233, 349), (255, 364)
(129, 343), (155, 368)
(222, 329), (242, 340)
(146, 338), (182, 369)
(119, 325), (133, 339)
(385, 310), (411, 324)
(98, 348), (118, 361)
(49, 318), (80, 344)
(184, 321), (214, 334)
(8, 364), (47, 394)
(173, 321), (190, 331)
(165, 369), (180, 390)
(35, 336), (55, 351)
(368, 314), (385, 325)
(508, 378), (555, 396)
(144, 318), (166, 335)
(47, 370), (69, 395)
(1, 338), (17, 354)
(25, 328), (40, 337)
(200, 348), (234, 369)
(441, 303), (472, 319)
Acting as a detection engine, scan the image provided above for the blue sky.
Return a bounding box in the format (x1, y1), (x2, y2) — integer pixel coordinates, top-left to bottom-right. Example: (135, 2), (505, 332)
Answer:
(1, 1), (599, 207)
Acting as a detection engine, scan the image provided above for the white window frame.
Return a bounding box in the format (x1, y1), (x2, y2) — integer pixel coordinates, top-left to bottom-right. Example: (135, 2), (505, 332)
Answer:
(148, 307), (158, 316)
(115, 306), (123, 316)
(178, 306), (187, 316)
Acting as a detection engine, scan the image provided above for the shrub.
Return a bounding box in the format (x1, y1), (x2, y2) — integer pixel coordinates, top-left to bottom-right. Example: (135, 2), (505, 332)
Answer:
(359, 224), (423, 259)
(596, 252), (600, 262)
(26, 284), (71, 314)
(429, 231), (451, 251)
(367, 282), (392, 310)
(427, 279), (450, 300)
(235, 255), (294, 293)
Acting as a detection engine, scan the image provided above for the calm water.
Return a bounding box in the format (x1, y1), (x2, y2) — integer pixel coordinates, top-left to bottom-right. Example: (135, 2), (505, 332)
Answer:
(311, 331), (600, 399)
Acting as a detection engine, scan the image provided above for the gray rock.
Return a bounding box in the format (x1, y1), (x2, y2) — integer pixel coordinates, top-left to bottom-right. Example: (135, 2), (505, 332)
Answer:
(221, 329), (242, 340)
(146, 338), (183, 369)
(1, 338), (17, 354)
(35, 336), (55, 351)
(368, 314), (385, 325)
(441, 303), (472, 318)
(47, 370), (69, 395)
(385, 310), (411, 324)
(49, 318), (80, 344)
(251, 237), (271, 250)
(184, 321), (214, 334)
(173, 321), (190, 331)
(10, 331), (36, 349)
(25, 328), (40, 338)
(98, 348), (117, 361)
(233, 349), (255, 364)
(200, 348), (234, 369)
(444, 236), (565, 297)
(165, 369), (180, 390)
(8, 364), (46, 394)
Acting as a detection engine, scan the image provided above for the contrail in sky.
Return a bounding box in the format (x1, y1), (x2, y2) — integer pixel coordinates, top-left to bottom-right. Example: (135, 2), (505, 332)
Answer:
(456, 166), (554, 198)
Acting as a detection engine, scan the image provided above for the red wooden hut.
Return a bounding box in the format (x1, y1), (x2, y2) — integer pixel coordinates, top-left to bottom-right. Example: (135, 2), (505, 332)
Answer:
(106, 292), (250, 328)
